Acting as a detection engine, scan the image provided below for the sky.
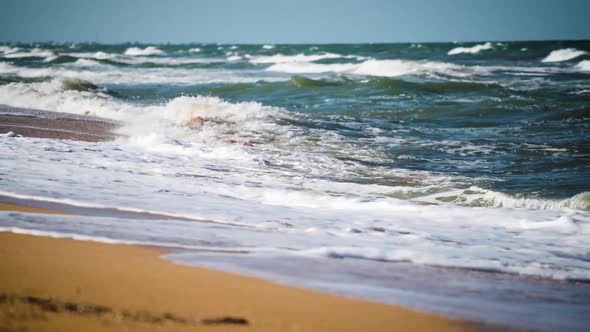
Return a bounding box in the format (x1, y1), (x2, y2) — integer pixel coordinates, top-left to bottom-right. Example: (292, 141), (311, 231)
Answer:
(1, 0), (589, 44)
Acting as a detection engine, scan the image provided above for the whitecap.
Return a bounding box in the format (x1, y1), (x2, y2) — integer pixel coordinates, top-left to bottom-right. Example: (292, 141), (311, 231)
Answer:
(267, 59), (471, 78)
(2, 48), (55, 58)
(0, 46), (20, 54)
(575, 60), (590, 72)
(71, 58), (103, 67)
(542, 48), (587, 62)
(0, 62), (288, 85)
(448, 42), (493, 55)
(250, 53), (342, 64)
(124, 46), (165, 56)
(227, 55), (243, 61)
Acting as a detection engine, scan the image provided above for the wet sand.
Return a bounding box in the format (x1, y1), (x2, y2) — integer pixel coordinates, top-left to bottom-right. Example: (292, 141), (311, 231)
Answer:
(0, 202), (62, 215)
(0, 204), (477, 332)
(0, 194), (214, 223)
(0, 105), (120, 142)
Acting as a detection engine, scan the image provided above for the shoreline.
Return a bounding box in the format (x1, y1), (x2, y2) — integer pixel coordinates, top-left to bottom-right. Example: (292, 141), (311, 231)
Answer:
(0, 202), (480, 332)
(0, 104), (121, 142)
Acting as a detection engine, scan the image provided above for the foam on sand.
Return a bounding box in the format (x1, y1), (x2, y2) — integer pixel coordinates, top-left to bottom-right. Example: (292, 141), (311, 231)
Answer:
(448, 42), (493, 55)
(124, 46), (165, 56)
(541, 48), (587, 62)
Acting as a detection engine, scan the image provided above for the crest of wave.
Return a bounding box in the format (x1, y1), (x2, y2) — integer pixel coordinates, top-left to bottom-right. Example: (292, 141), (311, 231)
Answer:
(576, 60), (590, 71)
(267, 59), (470, 78)
(124, 46), (165, 56)
(118, 96), (292, 155)
(542, 48), (587, 62)
(250, 53), (342, 64)
(417, 187), (590, 212)
(448, 42), (494, 55)
(0, 80), (289, 149)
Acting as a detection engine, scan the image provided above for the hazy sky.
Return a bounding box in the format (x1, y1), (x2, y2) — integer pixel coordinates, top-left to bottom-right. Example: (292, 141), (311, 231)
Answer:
(1, 0), (588, 44)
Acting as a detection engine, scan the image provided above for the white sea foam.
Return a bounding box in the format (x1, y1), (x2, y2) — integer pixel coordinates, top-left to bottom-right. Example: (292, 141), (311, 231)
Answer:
(541, 48), (587, 62)
(575, 60), (590, 72)
(2, 48), (55, 58)
(124, 46), (165, 56)
(0, 46), (20, 53)
(65, 51), (119, 61)
(188, 47), (201, 53)
(267, 59), (471, 78)
(1, 44), (590, 330)
(448, 42), (493, 55)
(227, 55), (243, 61)
(250, 53), (342, 64)
(0, 62), (288, 85)
(92, 51), (117, 60)
(414, 187), (590, 212)
(1, 67), (590, 283)
(262, 45), (275, 50)
(71, 58), (103, 67)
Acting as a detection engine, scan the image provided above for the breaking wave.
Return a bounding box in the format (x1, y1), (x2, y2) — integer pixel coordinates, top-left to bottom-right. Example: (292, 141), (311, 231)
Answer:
(124, 46), (165, 56)
(542, 48), (587, 63)
(267, 59), (471, 78)
(0, 62), (286, 85)
(448, 42), (494, 55)
(250, 53), (342, 64)
(576, 60), (590, 72)
(1, 48), (55, 59)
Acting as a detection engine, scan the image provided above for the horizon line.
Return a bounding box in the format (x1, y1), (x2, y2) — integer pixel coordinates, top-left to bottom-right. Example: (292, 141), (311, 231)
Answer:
(2, 38), (590, 46)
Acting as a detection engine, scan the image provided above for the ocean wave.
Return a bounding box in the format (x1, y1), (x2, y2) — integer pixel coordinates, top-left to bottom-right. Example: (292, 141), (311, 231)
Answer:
(1, 48), (55, 59)
(3, 79), (587, 216)
(60, 78), (102, 92)
(71, 58), (103, 67)
(0, 62), (286, 85)
(262, 45), (275, 50)
(66, 51), (229, 66)
(227, 55), (244, 62)
(541, 48), (587, 63)
(0, 46), (20, 54)
(0, 80), (288, 147)
(295, 243), (588, 280)
(124, 46), (165, 56)
(415, 188), (590, 211)
(250, 53), (342, 64)
(448, 42), (493, 55)
(267, 59), (471, 78)
(43, 54), (79, 64)
(188, 47), (201, 53)
(576, 60), (590, 72)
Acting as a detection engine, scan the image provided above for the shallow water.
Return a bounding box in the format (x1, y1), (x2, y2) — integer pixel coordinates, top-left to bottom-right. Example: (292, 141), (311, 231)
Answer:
(1, 41), (589, 331)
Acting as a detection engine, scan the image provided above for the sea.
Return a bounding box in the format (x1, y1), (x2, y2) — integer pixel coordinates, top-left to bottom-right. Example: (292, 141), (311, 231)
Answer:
(0, 41), (589, 331)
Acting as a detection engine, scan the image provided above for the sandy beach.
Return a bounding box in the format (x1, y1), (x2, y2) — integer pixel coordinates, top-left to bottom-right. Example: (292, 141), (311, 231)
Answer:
(2, 8), (589, 332)
(0, 202), (477, 332)
(0, 105), (120, 142)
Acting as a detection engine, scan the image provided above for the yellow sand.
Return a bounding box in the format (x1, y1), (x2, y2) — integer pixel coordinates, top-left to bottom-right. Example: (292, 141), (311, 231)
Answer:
(0, 202), (63, 215)
(0, 206), (477, 332)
